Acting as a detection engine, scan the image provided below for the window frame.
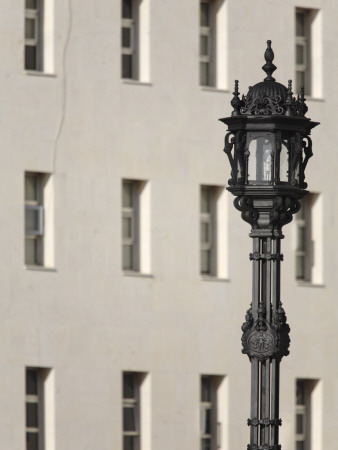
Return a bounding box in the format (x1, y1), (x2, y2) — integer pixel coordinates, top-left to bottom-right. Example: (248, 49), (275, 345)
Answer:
(294, 193), (322, 284)
(122, 180), (140, 272)
(295, 8), (311, 95)
(25, 172), (45, 267)
(121, 0), (139, 80)
(295, 379), (312, 450)
(123, 372), (141, 450)
(200, 375), (222, 450)
(200, 0), (212, 87)
(200, 185), (217, 276)
(25, 0), (43, 71)
(26, 368), (45, 450)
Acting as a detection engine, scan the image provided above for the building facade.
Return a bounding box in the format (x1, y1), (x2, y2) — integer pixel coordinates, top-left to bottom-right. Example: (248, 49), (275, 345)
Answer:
(0, 0), (336, 449)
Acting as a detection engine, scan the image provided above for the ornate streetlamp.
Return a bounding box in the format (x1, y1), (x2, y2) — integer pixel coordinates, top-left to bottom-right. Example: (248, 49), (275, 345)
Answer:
(220, 41), (318, 450)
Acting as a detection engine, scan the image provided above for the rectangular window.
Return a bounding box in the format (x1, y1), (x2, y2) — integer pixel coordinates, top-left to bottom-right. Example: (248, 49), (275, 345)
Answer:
(25, 0), (42, 71)
(122, 179), (151, 274)
(295, 379), (322, 450)
(200, 375), (227, 450)
(200, 0), (212, 86)
(200, 186), (228, 278)
(122, 180), (140, 271)
(295, 194), (322, 284)
(295, 8), (322, 97)
(122, 372), (150, 450)
(24, 0), (54, 73)
(121, 0), (136, 79)
(199, 0), (227, 89)
(25, 173), (44, 266)
(200, 186), (215, 274)
(26, 367), (54, 450)
(25, 172), (54, 267)
(295, 10), (308, 93)
(121, 0), (150, 81)
(123, 373), (140, 450)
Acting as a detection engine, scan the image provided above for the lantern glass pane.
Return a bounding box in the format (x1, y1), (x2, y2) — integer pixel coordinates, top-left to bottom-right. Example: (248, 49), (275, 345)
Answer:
(247, 132), (275, 183)
(200, 35), (209, 56)
(200, 2), (210, 27)
(200, 62), (209, 86)
(280, 142), (289, 182)
(122, 0), (133, 19)
(201, 222), (210, 244)
(296, 380), (306, 404)
(201, 376), (212, 402)
(296, 12), (305, 37)
(202, 439), (211, 450)
(201, 188), (211, 213)
(202, 408), (212, 434)
(296, 414), (304, 434)
(296, 71), (305, 91)
(201, 250), (210, 273)
(296, 44), (305, 65)
(294, 160), (300, 185)
(296, 255), (305, 279)
(297, 227), (306, 251)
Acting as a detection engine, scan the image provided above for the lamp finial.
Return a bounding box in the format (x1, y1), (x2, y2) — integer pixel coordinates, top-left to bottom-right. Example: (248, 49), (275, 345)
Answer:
(262, 40), (277, 81)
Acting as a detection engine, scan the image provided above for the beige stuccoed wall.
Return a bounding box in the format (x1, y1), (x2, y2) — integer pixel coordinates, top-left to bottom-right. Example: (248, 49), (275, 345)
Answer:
(0, 0), (337, 448)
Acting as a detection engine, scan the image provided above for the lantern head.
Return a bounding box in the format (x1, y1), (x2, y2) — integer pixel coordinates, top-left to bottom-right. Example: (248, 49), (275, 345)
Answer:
(220, 41), (319, 237)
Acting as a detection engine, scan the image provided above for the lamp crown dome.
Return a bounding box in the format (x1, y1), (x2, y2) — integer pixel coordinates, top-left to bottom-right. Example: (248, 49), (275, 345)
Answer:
(230, 40), (308, 117)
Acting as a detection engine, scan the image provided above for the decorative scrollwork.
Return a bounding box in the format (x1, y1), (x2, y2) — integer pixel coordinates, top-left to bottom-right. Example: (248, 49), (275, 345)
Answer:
(273, 302), (290, 359)
(235, 131), (246, 184)
(301, 136), (313, 188)
(242, 301), (290, 361)
(270, 196), (300, 229)
(223, 132), (236, 185)
(234, 196), (259, 227)
(240, 92), (284, 115)
(241, 306), (253, 333)
(242, 304), (278, 361)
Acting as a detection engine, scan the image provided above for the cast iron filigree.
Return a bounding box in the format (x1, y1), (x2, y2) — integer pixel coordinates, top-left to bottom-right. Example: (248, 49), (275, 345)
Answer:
(230, 41), (309, 118)
(240, 91), (284, 116)
(270, 196), (301, 229)
(242, 304), (278, 361)
(233, 196), (259, 228)
(241, 301), (290, 361)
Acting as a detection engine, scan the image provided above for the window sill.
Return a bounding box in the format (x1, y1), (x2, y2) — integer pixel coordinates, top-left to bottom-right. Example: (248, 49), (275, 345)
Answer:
(121, 79), (152, 87)
(296, 280), (325, 288)
(200, 86), (230, 94)
(25, 265), (57, 272)
(23, 70), (57, 78)
(123, 271), (153, 278)
(201, 275), (229, 282)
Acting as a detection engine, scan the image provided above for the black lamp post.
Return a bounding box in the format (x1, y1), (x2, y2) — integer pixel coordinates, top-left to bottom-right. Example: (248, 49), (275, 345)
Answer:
(220, 41), (318, 450)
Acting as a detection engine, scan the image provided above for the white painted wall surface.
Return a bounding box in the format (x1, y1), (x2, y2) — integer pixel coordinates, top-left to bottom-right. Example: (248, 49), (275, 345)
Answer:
(0, 0), (336, 449)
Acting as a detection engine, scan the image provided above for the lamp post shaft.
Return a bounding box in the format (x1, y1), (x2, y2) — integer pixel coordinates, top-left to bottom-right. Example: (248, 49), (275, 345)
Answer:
(248, 237), (282, 449)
